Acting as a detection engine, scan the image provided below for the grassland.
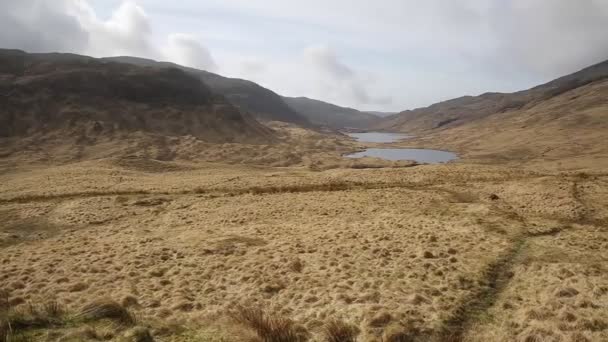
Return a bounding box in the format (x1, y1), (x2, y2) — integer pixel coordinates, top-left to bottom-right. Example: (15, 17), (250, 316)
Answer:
(1, 153), (606, 342)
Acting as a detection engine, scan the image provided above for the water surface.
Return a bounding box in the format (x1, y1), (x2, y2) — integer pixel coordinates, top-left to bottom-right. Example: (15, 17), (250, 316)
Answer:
(347, 132), (412, 143)
(346, 148), (457, 164)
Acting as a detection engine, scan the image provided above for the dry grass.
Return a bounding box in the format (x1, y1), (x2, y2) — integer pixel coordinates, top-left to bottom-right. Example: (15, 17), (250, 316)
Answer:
(77, 299), (136, 326)
(246, 182), (352, 195)
(0, 299), (67, 342)
(0, 296), (144, 341)
(0, 160), (606, 341)
(230, 306), (309, 342)
(322, 320), (360, 342)
(380, 324), (422, 342)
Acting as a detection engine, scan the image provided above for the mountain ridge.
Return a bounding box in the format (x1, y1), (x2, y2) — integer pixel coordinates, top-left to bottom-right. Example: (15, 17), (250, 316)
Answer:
(381, 57), (608, 168)
(0, 49), (274, 160)
(282, 96), (379, 129)
(104, 56), (311, 126)
(376, 58), (608, 133)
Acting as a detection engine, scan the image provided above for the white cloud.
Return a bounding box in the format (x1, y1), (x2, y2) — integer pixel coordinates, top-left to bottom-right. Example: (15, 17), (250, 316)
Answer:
(74, 1), (156, 58)
(303, 45), (392, 106)
(164, 34), (217, 71)
(1, 0), (608, 110)
(304, 45), (354, 80)
(489, 0), (608, 78)
(0, 0), (89, 54)
(0, 0), (217, 71)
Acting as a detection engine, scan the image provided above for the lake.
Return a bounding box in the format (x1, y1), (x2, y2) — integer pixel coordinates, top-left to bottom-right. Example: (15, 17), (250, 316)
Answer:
(345, 132), (457, 164)
(347, 132), (412, 143)
(345, 148), (458, 163)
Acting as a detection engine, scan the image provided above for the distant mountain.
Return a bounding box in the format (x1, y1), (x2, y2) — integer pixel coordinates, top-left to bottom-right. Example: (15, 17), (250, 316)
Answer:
(376, 59), (608, 133)
(0, 49), (273, 150)
(376, 58), (608, 163)
(364, 111), (397, 118)
(105, 56), (310, 126)
(282, 96), (379, 129)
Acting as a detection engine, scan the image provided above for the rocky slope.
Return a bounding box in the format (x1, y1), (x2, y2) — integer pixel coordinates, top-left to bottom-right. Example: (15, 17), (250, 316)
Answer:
(105, 56), (310, 126)
(282, 96), (379, 129)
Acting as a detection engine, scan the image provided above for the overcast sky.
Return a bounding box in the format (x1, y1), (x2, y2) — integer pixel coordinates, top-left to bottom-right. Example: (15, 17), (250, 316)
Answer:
(1, 0), (608, 111)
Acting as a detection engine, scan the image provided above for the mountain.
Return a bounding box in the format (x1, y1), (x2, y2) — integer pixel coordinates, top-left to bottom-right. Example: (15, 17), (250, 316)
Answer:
(105, 56), (310, 126)
(282, 96), (379, 129)
(379, 59), (608, 166)
(376, 59), (608, 133)
(0, 49), (273, 156)
(364, 111), (397, 118)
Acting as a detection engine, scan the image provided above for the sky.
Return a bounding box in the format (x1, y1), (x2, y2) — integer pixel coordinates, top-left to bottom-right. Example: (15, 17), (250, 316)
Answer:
(1, 0), (608, 112)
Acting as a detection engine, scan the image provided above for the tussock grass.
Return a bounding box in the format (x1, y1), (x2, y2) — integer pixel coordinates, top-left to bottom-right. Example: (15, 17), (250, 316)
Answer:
(526, 225), (568, 237)
(0, 190), (153, 204)
(0, 291), (8, 312)
(381, 326), (420, 342)
(0, 294), (148, 342)
(230, 306), (309, 342)
(77, 299), (136, 326)
(0, 300), (67, 342)
(321, 319), (360, 342)
(246, 182), (352, 195)
(436, 238), (527, 342)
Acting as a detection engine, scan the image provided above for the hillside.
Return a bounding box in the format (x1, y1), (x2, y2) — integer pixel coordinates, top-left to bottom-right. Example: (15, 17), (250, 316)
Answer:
(382, 59), (608, 168)
(282, 96), (379, 129)
(105, 56), (310, 126)
(0, 49), (275, 160)
(406, 79), (608, 167)
(377, 59), (608, 133)
(365, 110), (397, 118)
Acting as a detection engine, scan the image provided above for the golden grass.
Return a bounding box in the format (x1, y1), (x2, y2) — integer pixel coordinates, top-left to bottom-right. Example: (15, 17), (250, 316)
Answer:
(230, 306), (309, 342)
(77, 299), (136, 326)
(0, 160), (606, 341)
(0, 295), (146, 342)
(0, 299), (67, 342)
(321, 320), (360, 342)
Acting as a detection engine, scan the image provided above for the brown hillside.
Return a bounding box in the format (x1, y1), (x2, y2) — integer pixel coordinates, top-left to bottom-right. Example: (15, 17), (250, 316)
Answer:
(377, 59), (608, 168)
(0, 49), (273, 142)
(398, 78), (608, 169)
(282, 96), (380, 129)
(104, 56), (311, 126)
(0, 49), (277, 162)
(377, 59), (608, 133)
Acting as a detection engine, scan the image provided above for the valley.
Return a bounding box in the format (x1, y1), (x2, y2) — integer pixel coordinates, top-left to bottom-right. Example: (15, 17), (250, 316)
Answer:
(1, 155), (606, 342)
(1, 49), (607, 342)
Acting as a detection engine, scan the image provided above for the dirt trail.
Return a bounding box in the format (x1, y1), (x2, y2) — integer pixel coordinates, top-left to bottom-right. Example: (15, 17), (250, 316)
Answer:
(439, 174), (605, 342)
(437, 237), (527, 341)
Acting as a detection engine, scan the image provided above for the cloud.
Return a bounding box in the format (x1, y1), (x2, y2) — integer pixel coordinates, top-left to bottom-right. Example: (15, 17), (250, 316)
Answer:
(239, 58), (266, 75)
(303, 45), (392, 106)
(164, 34), (217, 71)
(0, 0), (89, 54)
(304, 45), (354, 80)
(489, 0), (608, 78)
(0, 0), (217, 71)
(1, 0), (607, 110)
(74, 1), (156, 58)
